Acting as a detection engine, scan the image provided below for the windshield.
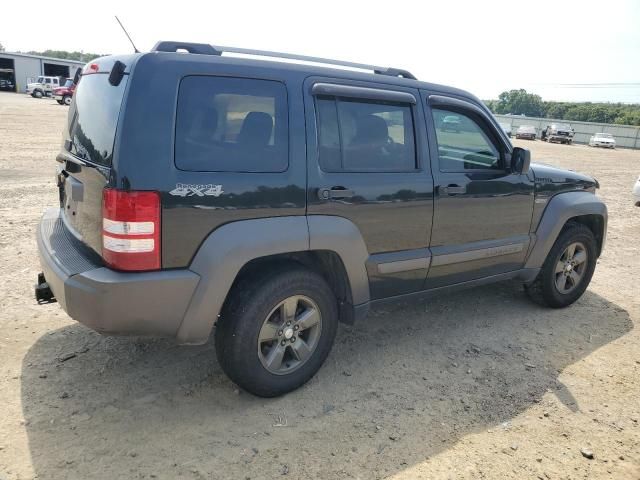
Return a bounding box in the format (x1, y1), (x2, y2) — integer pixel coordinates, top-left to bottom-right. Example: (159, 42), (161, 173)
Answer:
(595, 133), (613, 138)
(36, 76), (44, 83)
(68, 73), (129, 166)
(64, 79), (73, 87)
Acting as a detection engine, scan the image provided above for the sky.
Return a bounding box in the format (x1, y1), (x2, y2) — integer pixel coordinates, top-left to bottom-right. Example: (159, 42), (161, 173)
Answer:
(2, 0), (639, 103)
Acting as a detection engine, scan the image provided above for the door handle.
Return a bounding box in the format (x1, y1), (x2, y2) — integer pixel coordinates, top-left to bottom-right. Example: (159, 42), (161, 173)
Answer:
(439, 184), (466, 195)
(318, 187), (355, 200)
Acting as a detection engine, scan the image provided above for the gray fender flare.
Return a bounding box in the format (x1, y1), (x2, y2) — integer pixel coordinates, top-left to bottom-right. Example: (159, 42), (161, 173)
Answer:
(524, 191), (607, 269)
(307, 215), (370, 306)
(176, 215), (370, 345)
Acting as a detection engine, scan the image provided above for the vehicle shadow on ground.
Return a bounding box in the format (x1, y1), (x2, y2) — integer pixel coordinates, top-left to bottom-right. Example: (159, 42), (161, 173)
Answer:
(21, 284), (632, 480)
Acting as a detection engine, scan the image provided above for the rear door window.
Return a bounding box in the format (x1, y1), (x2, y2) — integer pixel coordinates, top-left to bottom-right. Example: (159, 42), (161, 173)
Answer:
(175, 76), (288, 173)
(316, 97), (416, 172)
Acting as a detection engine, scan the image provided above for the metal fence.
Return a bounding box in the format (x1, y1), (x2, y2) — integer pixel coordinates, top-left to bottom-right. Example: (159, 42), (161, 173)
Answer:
(494, 114), (640, 149)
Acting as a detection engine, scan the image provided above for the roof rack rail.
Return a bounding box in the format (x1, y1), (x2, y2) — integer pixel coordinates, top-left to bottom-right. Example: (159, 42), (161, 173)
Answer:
(151, 41), (417, 80)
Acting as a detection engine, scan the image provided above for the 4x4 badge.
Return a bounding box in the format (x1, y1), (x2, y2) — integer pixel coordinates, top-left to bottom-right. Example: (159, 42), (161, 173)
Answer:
(169, 183), (224, 197)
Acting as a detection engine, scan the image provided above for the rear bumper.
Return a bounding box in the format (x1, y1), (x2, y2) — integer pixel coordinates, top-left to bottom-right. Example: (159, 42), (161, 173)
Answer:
(37, 208), (200, 340)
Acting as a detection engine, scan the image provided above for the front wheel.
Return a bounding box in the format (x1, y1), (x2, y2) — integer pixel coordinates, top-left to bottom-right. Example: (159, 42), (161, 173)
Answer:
(32, 90), (43, 98)
(215, 266), (338, 397)
(63, 95), (72, 106)
(525, 223), (597, 308)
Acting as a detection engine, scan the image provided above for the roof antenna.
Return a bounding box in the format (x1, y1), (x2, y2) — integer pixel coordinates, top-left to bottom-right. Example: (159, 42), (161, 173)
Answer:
(115, 16), (139, 53)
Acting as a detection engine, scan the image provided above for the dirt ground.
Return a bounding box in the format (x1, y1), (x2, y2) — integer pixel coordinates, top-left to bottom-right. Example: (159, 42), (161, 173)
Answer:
(1, 91), (639, 480)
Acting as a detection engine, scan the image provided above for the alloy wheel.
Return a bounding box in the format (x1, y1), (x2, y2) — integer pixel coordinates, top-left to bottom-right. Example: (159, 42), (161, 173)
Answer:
(554, 242), (588, 294)
(257, 295), (322, 375)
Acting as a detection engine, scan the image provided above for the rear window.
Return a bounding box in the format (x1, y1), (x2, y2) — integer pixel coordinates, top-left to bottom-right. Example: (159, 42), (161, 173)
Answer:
(175, 76), (288, 173)
(69, 73), (129, 166)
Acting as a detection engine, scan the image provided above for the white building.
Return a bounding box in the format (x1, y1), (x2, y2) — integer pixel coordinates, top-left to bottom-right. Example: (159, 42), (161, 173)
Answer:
(0, 52), (85, 93)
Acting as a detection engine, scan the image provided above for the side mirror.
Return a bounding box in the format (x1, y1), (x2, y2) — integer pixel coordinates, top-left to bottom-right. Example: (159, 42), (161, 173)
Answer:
(511, 147), (531, 174)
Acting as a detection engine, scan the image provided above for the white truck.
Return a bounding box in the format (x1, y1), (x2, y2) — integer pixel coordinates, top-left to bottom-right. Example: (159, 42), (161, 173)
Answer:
(25, 76), (62, 98)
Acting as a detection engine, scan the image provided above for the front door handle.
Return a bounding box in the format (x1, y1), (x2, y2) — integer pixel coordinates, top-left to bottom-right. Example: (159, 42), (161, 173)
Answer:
(439, 184), (466, 195)
(318, 187), (355, 200)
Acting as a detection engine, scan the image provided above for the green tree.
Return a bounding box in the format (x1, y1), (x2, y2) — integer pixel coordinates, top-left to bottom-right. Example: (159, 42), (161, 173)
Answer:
(485, 91), (640, 126)
(494, 89), (545, 117)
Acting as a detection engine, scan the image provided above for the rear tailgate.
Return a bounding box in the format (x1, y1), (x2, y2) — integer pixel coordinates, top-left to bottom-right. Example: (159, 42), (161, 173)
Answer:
(58, 59), (132, 255)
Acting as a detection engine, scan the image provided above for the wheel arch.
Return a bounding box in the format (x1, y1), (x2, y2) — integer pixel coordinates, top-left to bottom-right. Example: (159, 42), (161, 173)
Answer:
(176, 215), (370, 344)
(525, 191), (607, 269)
(228, 249), (357, 325)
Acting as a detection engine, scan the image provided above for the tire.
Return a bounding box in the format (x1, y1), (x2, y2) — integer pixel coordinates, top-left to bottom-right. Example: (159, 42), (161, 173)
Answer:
(215, 265), (339, 397)
(32, 90), (43, 98)
(56, 100), (63, 105)
(525, 223), (597, 308)
(63, 95), (72, 106)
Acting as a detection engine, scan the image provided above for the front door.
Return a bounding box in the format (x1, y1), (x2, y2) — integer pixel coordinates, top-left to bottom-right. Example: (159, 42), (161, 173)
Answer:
(305, 79), (434, 299)
(423, 93), (535, 288)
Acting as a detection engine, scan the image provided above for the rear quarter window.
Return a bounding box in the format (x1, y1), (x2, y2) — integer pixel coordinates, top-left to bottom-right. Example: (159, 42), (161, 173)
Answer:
(175, 76), (288, 173)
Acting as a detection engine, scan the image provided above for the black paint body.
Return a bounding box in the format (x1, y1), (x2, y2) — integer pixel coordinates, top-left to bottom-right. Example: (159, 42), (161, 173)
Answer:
(56, 51), (598, 302)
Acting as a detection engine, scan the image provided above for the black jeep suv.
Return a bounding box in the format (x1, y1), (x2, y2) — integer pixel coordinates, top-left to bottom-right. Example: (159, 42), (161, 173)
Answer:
(36, 41), (607, 397)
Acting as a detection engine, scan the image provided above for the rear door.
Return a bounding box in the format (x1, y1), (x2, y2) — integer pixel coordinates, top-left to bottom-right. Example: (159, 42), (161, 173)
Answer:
(304, 78), (434, 299)
(423, 93), (535, 288)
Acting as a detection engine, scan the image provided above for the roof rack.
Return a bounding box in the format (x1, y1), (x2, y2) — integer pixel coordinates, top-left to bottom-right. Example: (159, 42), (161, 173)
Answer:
(151, 41), (417, 80)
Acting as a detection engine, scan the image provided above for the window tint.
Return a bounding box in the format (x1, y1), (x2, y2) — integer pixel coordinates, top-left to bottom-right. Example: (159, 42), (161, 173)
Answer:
(432, 108), (501, 171)
(175, 76), (288, 172)
(316, 96), (416, 172)
(69, 73), (129, 166)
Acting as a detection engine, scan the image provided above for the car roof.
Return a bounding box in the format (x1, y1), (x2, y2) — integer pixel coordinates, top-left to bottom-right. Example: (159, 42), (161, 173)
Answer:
(125, 50), (479, 103)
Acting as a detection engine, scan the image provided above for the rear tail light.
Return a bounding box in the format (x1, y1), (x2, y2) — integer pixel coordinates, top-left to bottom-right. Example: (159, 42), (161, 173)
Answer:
(102, 189), (161, 271)
(84, 62), (100, 75)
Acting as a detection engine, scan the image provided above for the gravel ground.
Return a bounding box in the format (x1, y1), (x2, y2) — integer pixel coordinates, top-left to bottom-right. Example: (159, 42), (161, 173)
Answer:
(0, 91), (639, 479)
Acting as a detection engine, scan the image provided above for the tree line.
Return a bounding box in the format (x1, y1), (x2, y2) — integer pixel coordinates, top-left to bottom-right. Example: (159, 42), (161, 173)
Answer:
(24, 50), (103, 62)
(484, 89), (640, 126)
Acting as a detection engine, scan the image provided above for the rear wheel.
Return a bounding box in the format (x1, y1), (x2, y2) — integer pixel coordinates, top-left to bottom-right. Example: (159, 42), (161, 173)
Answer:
(32, 90), (43, 98)
(215, 266), (338, 397)
(525, 223), (597, 308)
(56, 100), (63, 105)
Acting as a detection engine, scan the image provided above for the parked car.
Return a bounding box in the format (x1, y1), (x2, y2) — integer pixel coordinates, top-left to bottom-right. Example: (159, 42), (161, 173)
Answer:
(633, 175), (640, 206)
(542, 123), (574, 144)
(52, 78), (76, 105)
(441, 114), (462, 132)
(0, 78), (15, 91)
(498, 122), (512, 137)
(35, 43), (607, 397)
(589, 133), (616, 149)
(26, 76), (62, 98)
(516, 125), (537, 140)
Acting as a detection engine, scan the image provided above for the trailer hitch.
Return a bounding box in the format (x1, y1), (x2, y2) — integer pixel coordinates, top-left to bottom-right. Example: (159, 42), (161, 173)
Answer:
(35, 272), (56, 304)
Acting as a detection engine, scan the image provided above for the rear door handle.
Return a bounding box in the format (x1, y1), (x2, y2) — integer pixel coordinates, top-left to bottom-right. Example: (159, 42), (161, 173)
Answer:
(318, 187), (355, 200)
(439, 185), (466, 195)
